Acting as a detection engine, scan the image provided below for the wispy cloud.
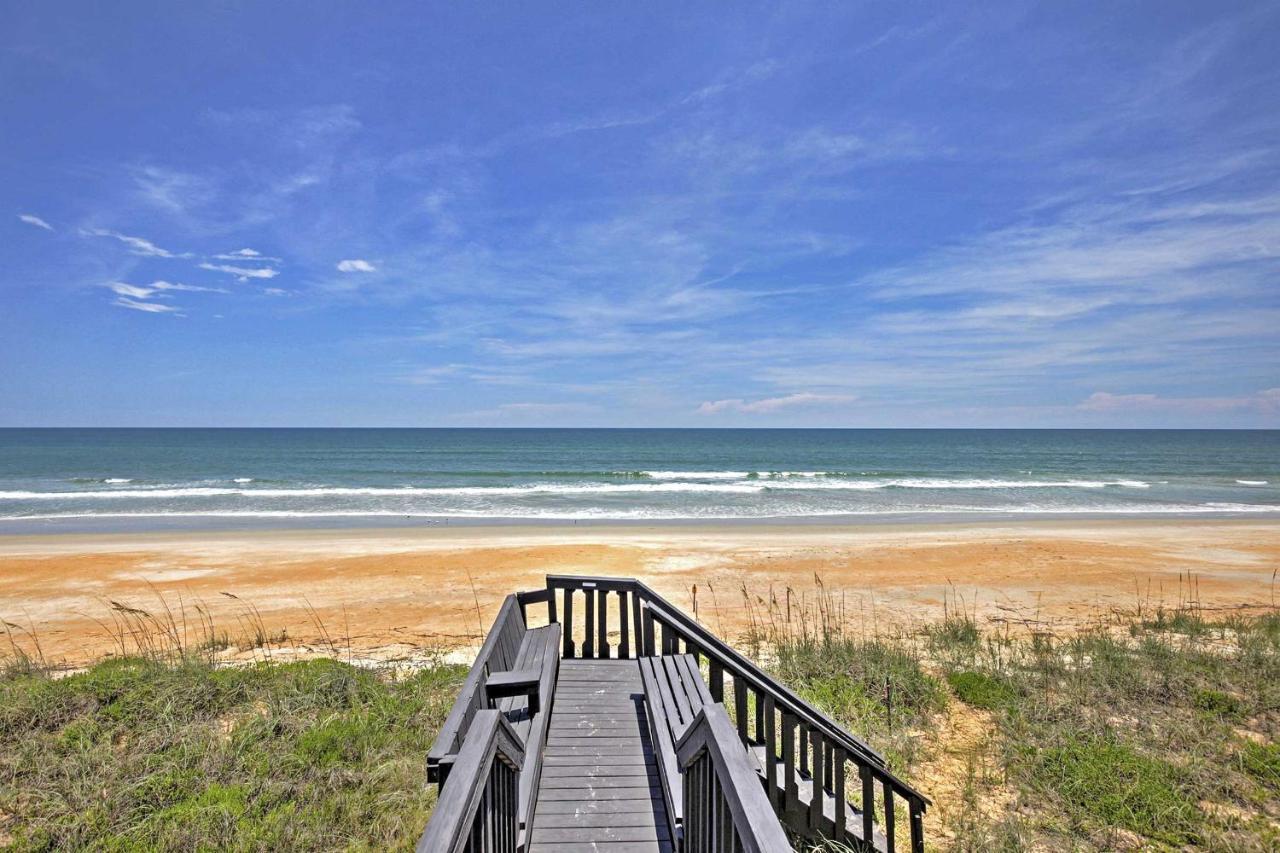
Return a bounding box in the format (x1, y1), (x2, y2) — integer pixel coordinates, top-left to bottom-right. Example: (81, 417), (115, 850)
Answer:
(106, 280), (227, 299)
(1079, 389), (1280, 414)
(698, 393), (857, 415)
(112, 297), (180, 314)
(198, 262), (280, 280)
(18, 213), (53, 231)
(337, 258), (377, 272)
(214, 248), (281, 262)
(81, 227), (181, 258)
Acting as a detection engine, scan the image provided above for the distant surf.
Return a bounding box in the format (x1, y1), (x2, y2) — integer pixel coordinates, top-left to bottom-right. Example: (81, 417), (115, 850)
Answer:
(0, 428), (1275, 530)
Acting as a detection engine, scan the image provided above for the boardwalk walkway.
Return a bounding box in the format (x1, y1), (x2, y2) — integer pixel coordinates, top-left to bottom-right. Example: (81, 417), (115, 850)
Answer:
(528, 659), (673, 852)
(421, 576), (929, 853)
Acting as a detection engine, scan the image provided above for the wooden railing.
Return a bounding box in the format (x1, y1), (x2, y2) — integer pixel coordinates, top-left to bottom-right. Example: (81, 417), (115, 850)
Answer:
(417, 710), (524, 853)
(521, 575), (929, 853)
(677, 704), (793, 853)
(428, 594), (527, 785)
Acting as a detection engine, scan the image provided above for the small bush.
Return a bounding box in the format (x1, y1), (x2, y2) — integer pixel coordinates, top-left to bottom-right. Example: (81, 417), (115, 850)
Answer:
(1192, 688), (1241, 717)
(947, 671), (1018, 711)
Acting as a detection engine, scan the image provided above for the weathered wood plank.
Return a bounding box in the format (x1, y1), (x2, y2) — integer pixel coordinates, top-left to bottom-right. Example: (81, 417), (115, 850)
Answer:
(536, 799), (664, 815)
(529, 843), (672, 853)
(538, 773), (661, 788)
(542, 758), (658, 770)
(536, 786), (663, 801)
(530, 825), (670, 843)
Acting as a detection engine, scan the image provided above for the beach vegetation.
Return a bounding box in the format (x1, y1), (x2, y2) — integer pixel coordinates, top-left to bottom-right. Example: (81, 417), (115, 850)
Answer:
(3, 584), (1279, 851)
(0, 653), (463, 851)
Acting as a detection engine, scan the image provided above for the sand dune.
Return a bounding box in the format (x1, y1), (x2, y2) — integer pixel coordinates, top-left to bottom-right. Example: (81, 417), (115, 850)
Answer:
(2, 519), (1277, 667)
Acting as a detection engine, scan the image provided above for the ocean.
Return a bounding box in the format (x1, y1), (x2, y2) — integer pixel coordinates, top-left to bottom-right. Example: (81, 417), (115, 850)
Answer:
(0, 428), (1276, 532)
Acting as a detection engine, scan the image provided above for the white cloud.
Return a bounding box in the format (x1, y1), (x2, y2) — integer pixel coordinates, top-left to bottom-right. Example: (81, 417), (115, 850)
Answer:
(81, 227), (180, 258)
(198, 262), (280, 280)
(1078, 389), (1280, 414)
(263, 287), (288, 296)
(214, 248), (282, 262)
(106, 280), (227, 299)
(113, 297), (179, 314)
(18, 213), (53, 231)
(698, 392), (857, 415)
(337, 258), (377, 272)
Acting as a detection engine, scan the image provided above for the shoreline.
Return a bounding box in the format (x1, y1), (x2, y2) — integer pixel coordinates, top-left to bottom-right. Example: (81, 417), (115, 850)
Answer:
(2, 509), (1279, 540)
(3, 518), (1277, 668)
(0, 513), (1276, 547)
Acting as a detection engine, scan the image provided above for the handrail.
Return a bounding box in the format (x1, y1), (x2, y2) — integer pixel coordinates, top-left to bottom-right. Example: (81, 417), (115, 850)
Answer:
(427, 594), (524, 783)
(676, 704), (793, 853)
(540, 573), (929, 852)
(417, 710), (524, 853)
(547, 574), (885, 768)
(642, 596), (885, 768)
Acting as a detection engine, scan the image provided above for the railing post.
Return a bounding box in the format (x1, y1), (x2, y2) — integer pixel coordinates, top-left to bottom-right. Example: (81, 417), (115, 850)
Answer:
(782, 713), (797, 812)
(763, 694), (777, 807)
(809, 729), (822, 832)
(860, 764), (874, 845)
(734, 676), (748, 743)
(709, 660), (724, 702)
(884, 785), (896, 852)
(618, 589), (630, 658)
(833, 745), (847, 842)
(643, 607), (655, 656)
(631, 591), (643, 657)
(597, 588), (609, 658)
(562, 588), (574, 659)
(583, 588), (595, 659)
(909, 795), (926, 853)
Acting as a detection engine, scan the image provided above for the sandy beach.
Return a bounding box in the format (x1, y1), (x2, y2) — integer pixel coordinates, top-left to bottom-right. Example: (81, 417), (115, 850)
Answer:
(2, 518), (1277, 667)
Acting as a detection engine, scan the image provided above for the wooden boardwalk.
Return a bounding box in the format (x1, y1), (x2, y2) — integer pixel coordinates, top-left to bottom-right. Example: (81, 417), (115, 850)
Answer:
(528, 659), (673, 853)
(420, 576), (929, 853)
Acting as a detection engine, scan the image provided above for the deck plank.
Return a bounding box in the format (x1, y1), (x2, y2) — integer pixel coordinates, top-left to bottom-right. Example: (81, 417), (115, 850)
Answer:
(529, 659), (673, 853)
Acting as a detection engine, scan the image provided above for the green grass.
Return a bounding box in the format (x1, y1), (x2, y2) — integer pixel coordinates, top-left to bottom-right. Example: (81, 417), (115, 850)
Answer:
(946, 670), (1019, 711)
(1025, 735), (1197, 845)
(0, 655), (464, 851)
(767, 593), (1280, 852)
(1240, 740), (1280, 791)
(771, 633), (947, 772)
(5, 596), (1280, 852)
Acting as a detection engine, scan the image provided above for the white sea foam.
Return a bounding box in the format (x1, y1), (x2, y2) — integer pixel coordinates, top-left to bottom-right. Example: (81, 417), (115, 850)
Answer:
(3, 502), (1277, 523)
(641, 471), (751, 480)
(0, 477), (1158, 501)
(759, 478), (1151, 491)
(1236, 479), (1269, 486)
(233, 478), (254, 484)
(103, 478), (133, 484)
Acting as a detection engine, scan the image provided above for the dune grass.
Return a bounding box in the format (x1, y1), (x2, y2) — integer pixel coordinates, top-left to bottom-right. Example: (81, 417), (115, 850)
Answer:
(760, 579), (1280, 852)
(0, 654), (463, 852)
(4, 580), (1279, 851)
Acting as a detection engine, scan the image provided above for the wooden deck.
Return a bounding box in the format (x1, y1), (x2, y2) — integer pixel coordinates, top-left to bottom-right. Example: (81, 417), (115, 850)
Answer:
(420, 576), (929, 853)
(528, 659), (673, 853)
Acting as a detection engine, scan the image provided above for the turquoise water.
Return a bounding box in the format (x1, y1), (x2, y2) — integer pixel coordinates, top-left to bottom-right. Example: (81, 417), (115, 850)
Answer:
(0, 429), (1277, 531)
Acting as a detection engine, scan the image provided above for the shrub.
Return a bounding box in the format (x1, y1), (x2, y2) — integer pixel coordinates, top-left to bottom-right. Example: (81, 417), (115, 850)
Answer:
(947, 671), (1018, 711)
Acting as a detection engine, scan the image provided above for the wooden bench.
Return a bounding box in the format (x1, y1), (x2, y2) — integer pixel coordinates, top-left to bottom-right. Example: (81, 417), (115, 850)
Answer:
(427, 594), (560, 843)
(639, 654), (719, 843)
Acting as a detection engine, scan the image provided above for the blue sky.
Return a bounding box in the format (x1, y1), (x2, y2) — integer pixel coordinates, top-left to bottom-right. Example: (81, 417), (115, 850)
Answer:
(3, 2), (1278, 427)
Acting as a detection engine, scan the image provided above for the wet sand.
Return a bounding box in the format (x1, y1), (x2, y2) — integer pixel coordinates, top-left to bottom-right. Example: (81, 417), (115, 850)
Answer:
(2, 519), (1277, 667)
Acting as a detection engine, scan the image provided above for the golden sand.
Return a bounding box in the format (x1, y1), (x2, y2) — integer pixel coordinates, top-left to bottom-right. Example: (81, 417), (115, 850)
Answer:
(2, 519), (1277, 666)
